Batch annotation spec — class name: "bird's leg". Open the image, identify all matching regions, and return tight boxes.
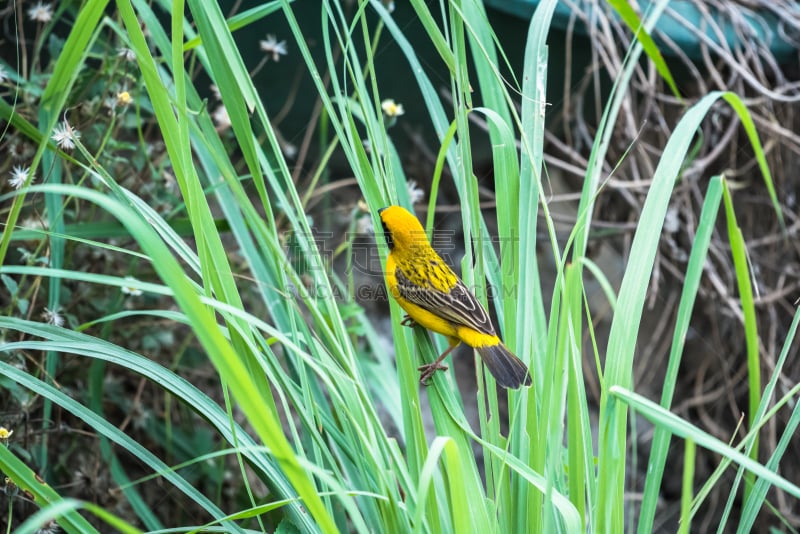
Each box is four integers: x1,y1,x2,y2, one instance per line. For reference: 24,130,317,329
418,343,459,385
400,314,417,327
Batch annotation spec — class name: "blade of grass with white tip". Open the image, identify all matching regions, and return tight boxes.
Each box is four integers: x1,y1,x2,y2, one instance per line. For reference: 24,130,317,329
0,265,175,296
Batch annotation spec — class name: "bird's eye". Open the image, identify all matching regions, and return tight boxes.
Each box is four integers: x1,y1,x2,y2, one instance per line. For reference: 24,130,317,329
381,220,394,250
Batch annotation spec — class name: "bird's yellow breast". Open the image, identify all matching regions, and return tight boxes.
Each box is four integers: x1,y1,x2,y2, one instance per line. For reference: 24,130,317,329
385,253,460,340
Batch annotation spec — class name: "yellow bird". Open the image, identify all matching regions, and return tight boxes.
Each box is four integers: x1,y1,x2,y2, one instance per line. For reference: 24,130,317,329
378,205,531,389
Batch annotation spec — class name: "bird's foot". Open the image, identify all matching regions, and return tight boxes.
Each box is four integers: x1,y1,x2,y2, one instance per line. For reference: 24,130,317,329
401,314,417,327
418,362,449,385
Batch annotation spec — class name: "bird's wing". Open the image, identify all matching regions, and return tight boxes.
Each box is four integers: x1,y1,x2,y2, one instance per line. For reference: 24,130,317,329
395,267,496,336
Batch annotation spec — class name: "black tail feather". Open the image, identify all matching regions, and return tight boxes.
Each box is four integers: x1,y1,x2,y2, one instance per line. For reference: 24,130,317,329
476,343,532,389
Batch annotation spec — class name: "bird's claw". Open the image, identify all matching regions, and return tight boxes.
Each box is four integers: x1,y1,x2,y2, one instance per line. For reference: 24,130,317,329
401,314,417,327
418,362,449,385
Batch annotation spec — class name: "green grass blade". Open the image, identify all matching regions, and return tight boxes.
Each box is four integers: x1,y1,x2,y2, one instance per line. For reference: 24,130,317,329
0,357,236,531
12,499,142,534
183,1,283,51
637,175,724,532
678,439,696,534
610,386,800,500
0,447,99,534
15,183,334,531
721,178,760,502
607,0,681,99
596,91,751,531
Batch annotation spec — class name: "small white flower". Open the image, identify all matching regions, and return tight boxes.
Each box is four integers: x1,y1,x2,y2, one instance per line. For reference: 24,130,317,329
212,105,231,131
0,427,13,441
0,64,8,84
117,47,136,62
259,35,288,62
407,180,424,205
51,121,80,151
28,2,53,23
121,277,143,297
41,307,64,327
9,166,33,190
381,99,404,118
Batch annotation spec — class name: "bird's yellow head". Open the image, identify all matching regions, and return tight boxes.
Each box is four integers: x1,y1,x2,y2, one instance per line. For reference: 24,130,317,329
378,205,429,254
